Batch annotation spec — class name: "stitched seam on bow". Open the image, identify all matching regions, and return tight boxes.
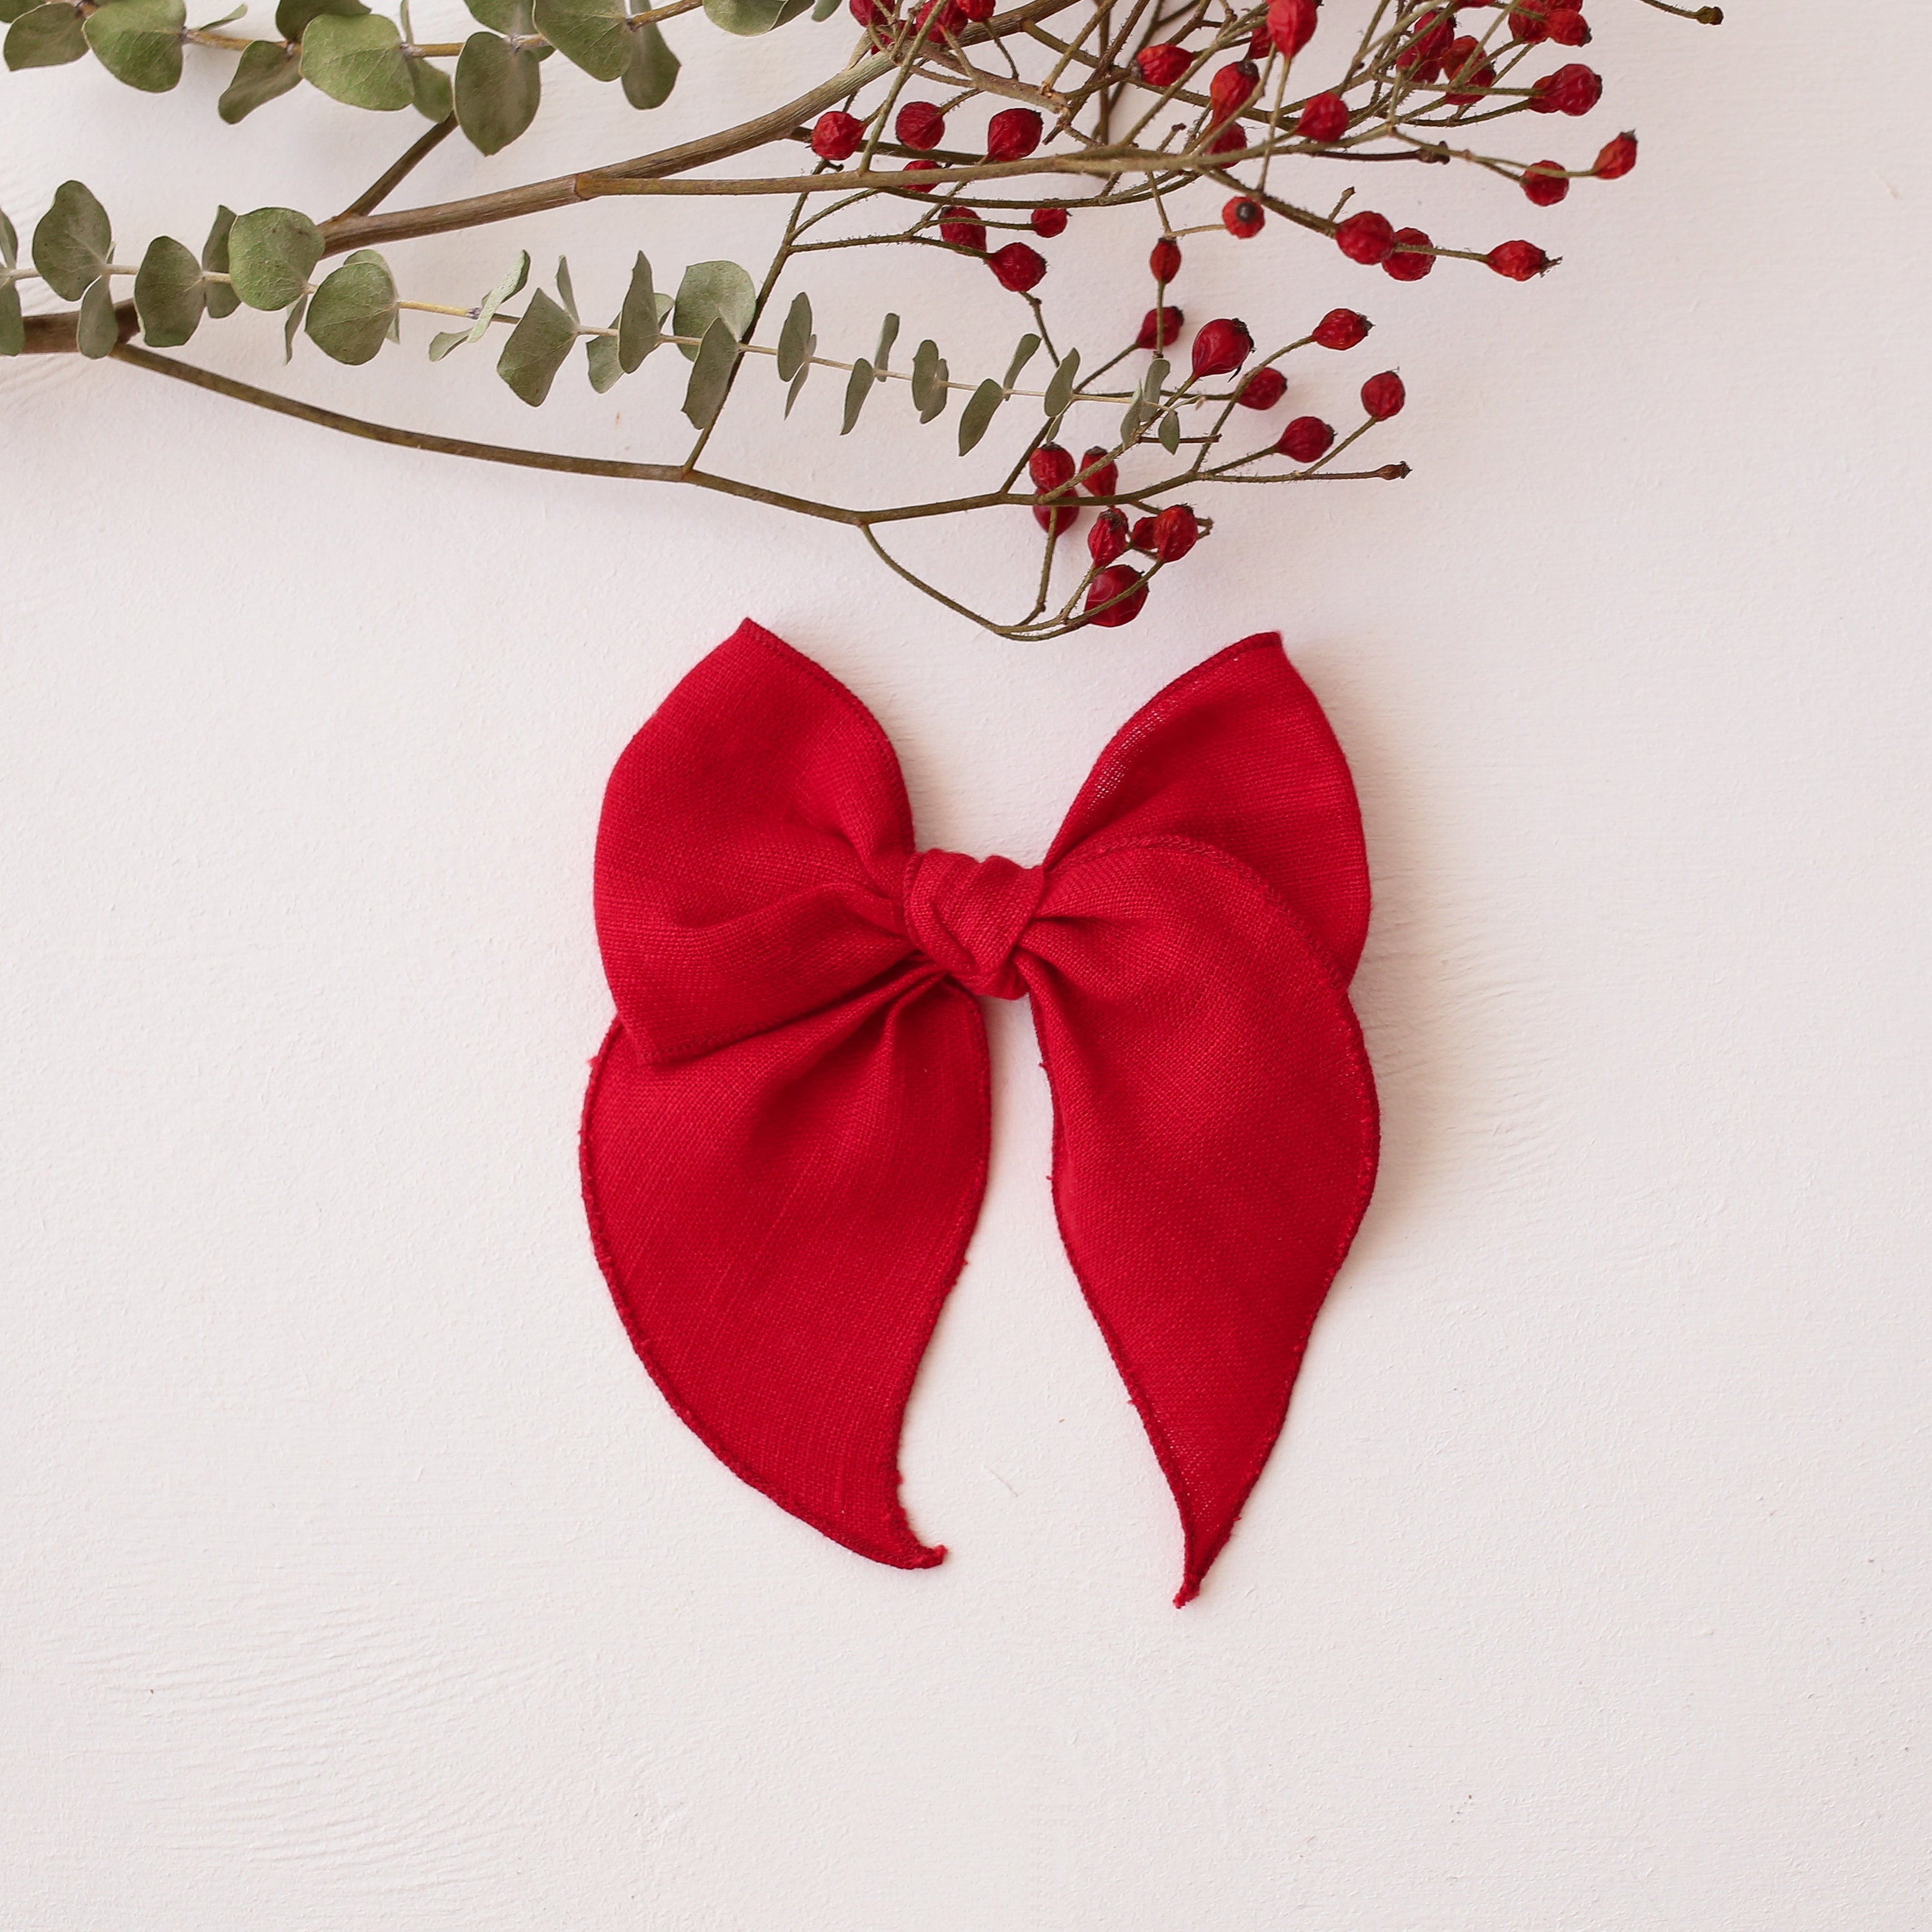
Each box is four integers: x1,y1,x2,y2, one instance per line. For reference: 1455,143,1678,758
1022,835,1380,1602
580,984,992,1571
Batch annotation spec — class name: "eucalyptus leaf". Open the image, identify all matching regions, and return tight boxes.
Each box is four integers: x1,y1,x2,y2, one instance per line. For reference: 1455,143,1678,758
218,36,301,119
193,3,245,28
428,330,466,359
0,209,15,270
784,334,814,416
703,0,808,34
0,280,23,357
134,233,206,345
871,311,898,377
553,254,577,324
5,4,89,68
918,356,948,422
202,205,239,317
454,29,541,153
586,328,621,392
405,48,451,117
841,357,872,433
617,251,659,371
958,377,1003,454
774,290,810,382
0,0,38,20
32,181,111,302
531,0,624,80
618,14,674,107
810,0,838,17
305,247,396,363
496,286,574,404
228,205,322,310
301,9,410,107
283,291,307,361
1002,331,1041,390
460,247,529,344
83,0,186,89
1157,408,1181,453
911,338,947,421
671,259,753,363
75,274,120,357
1042,345,1079,418
462,0,527,29
680,314,739,429
274,0,362,40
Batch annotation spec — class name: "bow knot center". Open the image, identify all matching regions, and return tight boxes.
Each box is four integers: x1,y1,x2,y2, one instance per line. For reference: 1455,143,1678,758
902,848,1047,999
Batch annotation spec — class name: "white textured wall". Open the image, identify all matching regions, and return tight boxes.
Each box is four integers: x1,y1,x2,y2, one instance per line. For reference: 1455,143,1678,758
5,4,1930,1925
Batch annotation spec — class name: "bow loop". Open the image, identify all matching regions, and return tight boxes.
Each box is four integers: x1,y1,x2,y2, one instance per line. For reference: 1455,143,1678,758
902,849,1047,1000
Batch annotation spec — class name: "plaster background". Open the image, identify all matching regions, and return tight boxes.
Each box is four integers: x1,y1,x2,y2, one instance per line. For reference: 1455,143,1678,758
5,5,1930,1925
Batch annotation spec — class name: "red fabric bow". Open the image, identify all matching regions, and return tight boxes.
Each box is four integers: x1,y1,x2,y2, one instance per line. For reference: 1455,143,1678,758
582,621,1378,1603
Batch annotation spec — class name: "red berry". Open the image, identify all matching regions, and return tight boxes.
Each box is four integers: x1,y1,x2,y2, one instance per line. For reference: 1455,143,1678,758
1521,161,1569,206
1078,448,1118,495
1088,508,1130,565
1223,197,1266,239
1486,239,1549,279
1361,369,1405,419
915,0,963,33
1312,307,1370,350
1136,305,1184,350
1442,38,1495,104
1236,366,1287,410
1208,59,1258,125
1149,235,1182,283
1531,62,1602,115
1546,7,1590,44
811,111,865,162
900,159,939,191
939,214,987,250
1266,0,1318,57
896,102,945,151
1030,205,1067,238
1085,565,1148,627
988,241,1047,292
1509,3,1549,43
1150,503,1200,560
1246,22,1272,58
1278,415,1334,462
1136,42,1190,88
1594,129,1637,178
986,106,1043,161
1382,226,1434,280
1190,316,1253,378
1029,444,1076,492
849,0,893,28
1034,503,1078,535
1335,210,1396,265
1297,91,1349,142
1208,123,1249,155
954,0,993,17
1130,515,1158,552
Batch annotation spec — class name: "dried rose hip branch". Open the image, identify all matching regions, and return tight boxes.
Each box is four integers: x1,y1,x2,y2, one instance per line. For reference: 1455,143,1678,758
0,0,1713,638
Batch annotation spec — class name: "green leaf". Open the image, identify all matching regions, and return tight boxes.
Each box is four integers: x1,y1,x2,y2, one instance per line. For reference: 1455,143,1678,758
680,314,739,429
617,251,659,371
302,9,411,107
219,37,301,119
810,0,838,17
774,290,810,381
0,280,23,357
75,274,119,357
1002,332,1041,389
671,259,753,363
193,5,245,28
428,327,468,359
0,0,38,20
871,311,898,377
958,377,1003,454
619,13,674,107
784,333,815,415
305,247,396,362
703,0,808,33
274,0,363,40
454,29,541,153
463,0,527,29
1043,345,1078,418
496,286,574,404
911,337,947,421
32,181,111,302
228,205,322,309
841,356,872,433
5,4,89,67
553,253,577,324
434,247,532,353
1157,408,1181,454
202,205,239,317
532,0,624,79
405,48,451,117
282,292,307,361
83,0,185,89
0,208,15,269
586,328,621,392
134,233,206,345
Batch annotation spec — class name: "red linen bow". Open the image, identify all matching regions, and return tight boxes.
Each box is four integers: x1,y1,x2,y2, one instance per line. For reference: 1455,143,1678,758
581,621,1378,1603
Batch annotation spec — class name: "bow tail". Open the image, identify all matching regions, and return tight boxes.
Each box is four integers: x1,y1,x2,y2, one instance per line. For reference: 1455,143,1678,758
581,970,990,1570
1023,846,1380,1604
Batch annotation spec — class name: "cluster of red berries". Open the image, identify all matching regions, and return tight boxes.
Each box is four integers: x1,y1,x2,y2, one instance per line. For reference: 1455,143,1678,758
1027,445,1202,628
